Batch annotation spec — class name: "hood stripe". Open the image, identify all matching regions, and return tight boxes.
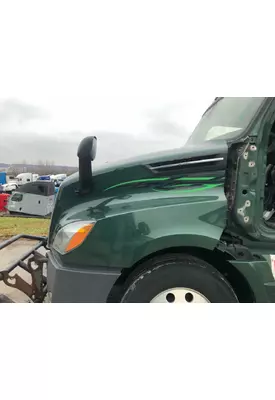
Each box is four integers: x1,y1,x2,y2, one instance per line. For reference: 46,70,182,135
105,177,169,191
153,183,223,194
104,176,217,191
149,157,224,170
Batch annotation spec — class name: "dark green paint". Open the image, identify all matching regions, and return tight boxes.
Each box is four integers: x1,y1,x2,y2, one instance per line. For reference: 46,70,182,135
176,177,215,181
104,177,170,191
104,175,216,191
53,185,227,271
153,183,223,193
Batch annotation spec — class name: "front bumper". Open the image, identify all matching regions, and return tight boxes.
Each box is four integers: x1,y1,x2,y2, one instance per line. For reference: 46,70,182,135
47,250,122,303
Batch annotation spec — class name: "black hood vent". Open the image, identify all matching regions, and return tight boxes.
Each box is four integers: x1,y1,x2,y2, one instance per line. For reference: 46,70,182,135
147,154,227,175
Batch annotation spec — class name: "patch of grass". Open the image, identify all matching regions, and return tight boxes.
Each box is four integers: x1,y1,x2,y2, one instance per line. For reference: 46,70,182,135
0,217,50,238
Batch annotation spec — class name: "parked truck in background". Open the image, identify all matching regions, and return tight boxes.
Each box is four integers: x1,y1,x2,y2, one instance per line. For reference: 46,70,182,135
16,173,39,186
2,97,275,303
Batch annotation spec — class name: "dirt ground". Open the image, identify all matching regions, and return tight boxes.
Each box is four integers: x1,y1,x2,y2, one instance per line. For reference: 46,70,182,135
0,239,47,302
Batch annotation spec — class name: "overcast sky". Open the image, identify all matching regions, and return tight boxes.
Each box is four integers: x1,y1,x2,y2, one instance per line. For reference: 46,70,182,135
0,1,213,166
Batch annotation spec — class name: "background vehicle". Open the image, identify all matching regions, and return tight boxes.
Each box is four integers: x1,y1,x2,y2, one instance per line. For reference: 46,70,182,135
3,97,275,303
51,174,67,187
7,181,55,217
0,171,7,185
0,193,10,212
37,175,51,182
16,173,39,186
2,181,18,193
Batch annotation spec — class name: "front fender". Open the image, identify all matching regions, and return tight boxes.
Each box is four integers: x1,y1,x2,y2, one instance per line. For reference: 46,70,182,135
130,232,224,267
62,187,227,269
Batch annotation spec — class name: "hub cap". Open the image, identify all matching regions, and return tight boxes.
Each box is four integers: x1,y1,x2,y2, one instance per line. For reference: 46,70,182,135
150,288,210,303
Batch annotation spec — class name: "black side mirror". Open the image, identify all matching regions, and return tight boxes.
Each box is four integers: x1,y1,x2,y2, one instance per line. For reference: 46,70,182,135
77,136,97,194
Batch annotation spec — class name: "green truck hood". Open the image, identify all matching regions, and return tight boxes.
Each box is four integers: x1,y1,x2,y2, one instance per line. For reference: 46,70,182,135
49,140,229,249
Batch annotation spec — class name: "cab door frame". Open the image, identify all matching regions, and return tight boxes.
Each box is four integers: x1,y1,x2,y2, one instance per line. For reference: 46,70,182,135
229,97,275,242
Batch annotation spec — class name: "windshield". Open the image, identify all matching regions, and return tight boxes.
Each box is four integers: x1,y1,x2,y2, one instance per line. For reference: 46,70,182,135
186,97,265,145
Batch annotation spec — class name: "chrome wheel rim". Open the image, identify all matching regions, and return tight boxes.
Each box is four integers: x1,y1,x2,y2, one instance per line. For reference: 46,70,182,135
150,287,210,303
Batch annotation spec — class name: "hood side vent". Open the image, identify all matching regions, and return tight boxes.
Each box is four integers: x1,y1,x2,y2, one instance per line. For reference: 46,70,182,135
147,154,226,175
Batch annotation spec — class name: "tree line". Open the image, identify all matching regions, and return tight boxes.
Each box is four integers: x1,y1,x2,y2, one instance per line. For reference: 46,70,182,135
5,160,78,177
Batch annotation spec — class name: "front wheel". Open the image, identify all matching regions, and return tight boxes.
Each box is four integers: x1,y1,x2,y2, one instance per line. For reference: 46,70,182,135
121,254,238,303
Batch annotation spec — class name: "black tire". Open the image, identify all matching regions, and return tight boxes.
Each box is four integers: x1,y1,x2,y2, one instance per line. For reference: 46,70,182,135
121,254,238,303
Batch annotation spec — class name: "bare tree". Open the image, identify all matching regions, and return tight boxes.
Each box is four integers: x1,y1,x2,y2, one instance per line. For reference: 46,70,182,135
7,165,20,178
33,160,59,175
5,160,78,178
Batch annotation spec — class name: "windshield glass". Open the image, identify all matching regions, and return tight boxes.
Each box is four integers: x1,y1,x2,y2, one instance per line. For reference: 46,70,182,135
186,97,265,145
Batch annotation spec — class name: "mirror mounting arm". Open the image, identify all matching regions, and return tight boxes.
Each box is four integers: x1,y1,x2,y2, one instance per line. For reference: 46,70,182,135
76,136,97,195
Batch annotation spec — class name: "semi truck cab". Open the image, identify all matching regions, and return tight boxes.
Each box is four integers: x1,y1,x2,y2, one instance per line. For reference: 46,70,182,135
2,97,275,303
